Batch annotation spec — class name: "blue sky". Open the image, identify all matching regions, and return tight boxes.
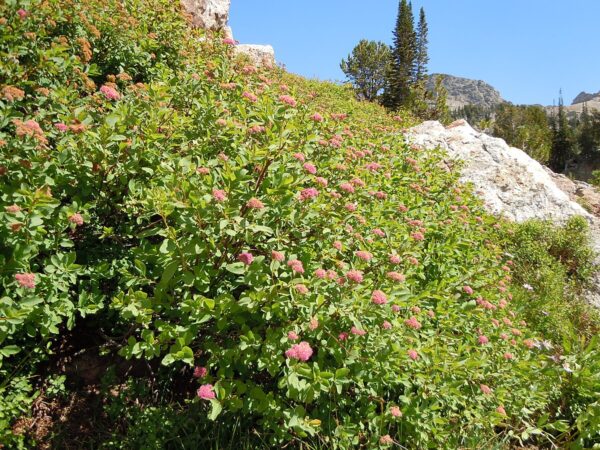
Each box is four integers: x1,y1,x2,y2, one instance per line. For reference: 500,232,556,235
229,1,600,106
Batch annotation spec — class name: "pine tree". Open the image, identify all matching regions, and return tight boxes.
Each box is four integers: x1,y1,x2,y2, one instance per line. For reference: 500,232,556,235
340,40,391,102
384,0,416,110
549,91,574,172
415,7,429,82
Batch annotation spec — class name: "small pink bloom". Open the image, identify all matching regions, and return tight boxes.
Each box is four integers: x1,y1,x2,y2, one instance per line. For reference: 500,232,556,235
17,9,28,19
246,197,265,209
288,331,299,340
411,306,421,314
303,163,317,174
391,305,401,312
294,284,309,295
315,177,328,187
407,349,419,360
345,203,357,212
503,352,514,360
314,268,327,279
197,384,216,400
390,406,402,417
496,405,507,415
463,285,474,295
382,321,392,330
196,167,210,175
374,191,387,199
299,187,319,201
355,251,372,261
285,341,313,361
212,189,227,202
389,255,401,264
238,252,254,265
309,317,319,330
398,204,408,213
333,241,342,251
523,339,535,349
404,316,422,330
248,124,265,134
311,113,323,122
411,232,425,241
5,204,21,213
427,310,435,318
54,123,68,132
338,332,348,341
99,85,120,100
387,271,405,282
68,213,84,226
339,182,355,193
371,290,387,305
287,259,305,274
193,366,208,378
222,38,237,45
279,95,297,107
478,335,489,345
346,269,363,283
15,273,35,289
372,228,385,237
480,384,492,395
292,153,305,162
380,435,393,445
216,118,227,127
350,326,366,336
271,250,285,261
242,91,258,102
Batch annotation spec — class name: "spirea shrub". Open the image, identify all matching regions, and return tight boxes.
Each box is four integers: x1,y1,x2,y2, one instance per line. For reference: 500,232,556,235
0,0,596,448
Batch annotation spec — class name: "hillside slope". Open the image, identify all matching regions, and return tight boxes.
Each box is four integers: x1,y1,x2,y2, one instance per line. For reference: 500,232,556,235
0,1,598,449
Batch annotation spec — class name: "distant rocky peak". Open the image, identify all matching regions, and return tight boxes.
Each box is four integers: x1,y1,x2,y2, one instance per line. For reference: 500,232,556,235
572,91,600,105
427,74,504,110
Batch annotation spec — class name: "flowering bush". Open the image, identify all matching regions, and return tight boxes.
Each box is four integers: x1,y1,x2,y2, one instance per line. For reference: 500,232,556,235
0,0,598,448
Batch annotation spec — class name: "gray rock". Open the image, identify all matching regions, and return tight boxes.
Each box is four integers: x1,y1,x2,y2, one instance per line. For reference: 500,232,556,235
407,120,600,307
181,0,231,30
572,91,600,105
427,74,504,110
234,44,275,68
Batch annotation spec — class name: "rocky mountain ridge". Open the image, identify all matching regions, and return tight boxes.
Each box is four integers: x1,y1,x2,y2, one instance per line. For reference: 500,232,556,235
572,91,600,105
426,74,505,110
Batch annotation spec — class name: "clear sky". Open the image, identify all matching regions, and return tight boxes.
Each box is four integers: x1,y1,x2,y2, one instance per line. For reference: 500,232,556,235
229,1,600,106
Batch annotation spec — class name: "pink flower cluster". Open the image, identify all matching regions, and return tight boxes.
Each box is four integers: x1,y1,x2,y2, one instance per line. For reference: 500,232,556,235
99,85,120,101
285,341,313,361
299,188,319,201
279,95,297,107
197,384,215,400
355,251,372,261
287,259,305,273
303,163,317,174
404,316,422,330
371,290,387,305
246,197,265,209
15,273,36,289
193,366,208,378
238,252,254,265
346,269,363,283
68,213,84,226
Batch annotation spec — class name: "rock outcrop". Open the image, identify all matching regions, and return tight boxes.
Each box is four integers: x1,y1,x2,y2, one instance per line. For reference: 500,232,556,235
234,44,275,68
181,0,230,30
572,91,600,105
426,74,504,110
407,120,590,222
181,0,275,66
407,120,600,307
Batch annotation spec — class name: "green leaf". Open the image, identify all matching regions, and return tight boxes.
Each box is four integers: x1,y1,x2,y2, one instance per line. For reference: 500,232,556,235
208,399,222,420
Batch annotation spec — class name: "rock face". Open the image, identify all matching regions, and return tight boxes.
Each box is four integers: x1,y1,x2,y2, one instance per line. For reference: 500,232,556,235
407,120,600,307
181,0,230,30
181,0,275,66
407,120,591,222
234,44,275,67
427,74,504,110
572,91,600,105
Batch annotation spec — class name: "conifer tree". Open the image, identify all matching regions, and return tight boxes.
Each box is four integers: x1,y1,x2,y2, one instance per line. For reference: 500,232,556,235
549,91,574,172
415,7,429,82
384,0,416,110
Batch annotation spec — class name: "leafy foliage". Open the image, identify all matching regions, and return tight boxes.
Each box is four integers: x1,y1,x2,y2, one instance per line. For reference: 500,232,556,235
340,40,391,102
0,0,598,449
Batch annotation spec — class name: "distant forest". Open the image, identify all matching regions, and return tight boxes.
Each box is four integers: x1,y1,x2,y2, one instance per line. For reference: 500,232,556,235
453,100,600,183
